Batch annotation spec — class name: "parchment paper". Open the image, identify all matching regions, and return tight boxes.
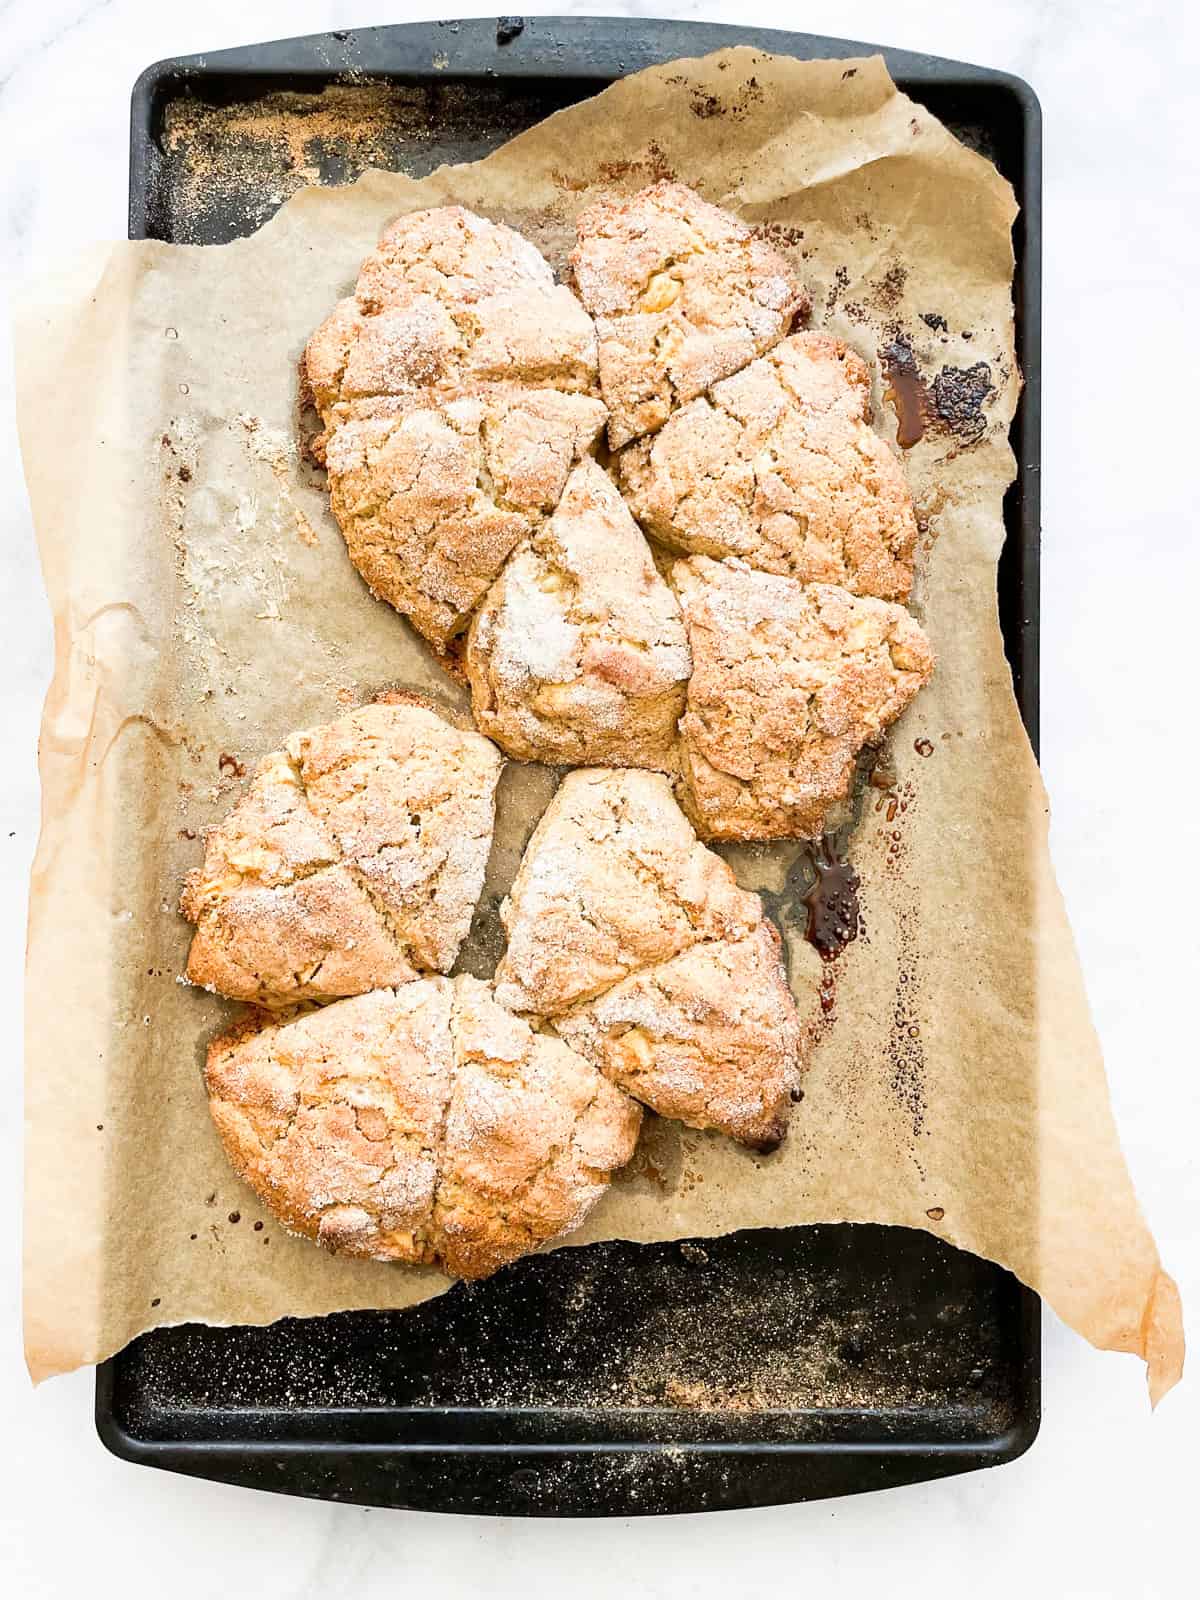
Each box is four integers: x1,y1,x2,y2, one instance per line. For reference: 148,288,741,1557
18,51,1183,1401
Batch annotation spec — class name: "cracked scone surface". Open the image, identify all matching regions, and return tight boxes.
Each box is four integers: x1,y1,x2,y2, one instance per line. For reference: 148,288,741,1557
619,332,918,602
182,699,502,1005
556,922,807,1150
327,388,606,650
306,206,607,649
673,557,934,840
570,181,807,449
204,975,641,1278
492,767,762,1019
306,206,599,436
466,459,691,768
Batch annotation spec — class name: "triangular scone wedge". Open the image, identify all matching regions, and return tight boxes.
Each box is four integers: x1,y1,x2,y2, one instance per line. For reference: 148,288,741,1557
305,206,608,651
204,976,641,1279
570,181,808,448
556,921,813,1151
288,700,502,974
466,459,691,768
619,332,918,602
672,557,934,841
325,386,606,651
306,205,600,441
435,977,642,1278
183,699,502,1006
492,767,762,1018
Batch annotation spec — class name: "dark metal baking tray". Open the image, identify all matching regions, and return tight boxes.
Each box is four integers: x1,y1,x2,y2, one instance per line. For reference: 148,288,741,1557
100,15,1042,1516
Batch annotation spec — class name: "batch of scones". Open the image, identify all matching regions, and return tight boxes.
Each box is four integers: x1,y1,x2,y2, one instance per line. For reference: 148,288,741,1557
185,182,935,1278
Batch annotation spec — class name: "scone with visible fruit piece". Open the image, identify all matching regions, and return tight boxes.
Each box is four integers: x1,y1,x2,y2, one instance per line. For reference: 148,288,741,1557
204,976,641,1278
556,921,807,1151
619,332,918,602
492,767,762,1018
672,556,934,840
466,459,691,769
182,698,502,1005
570,181,807,449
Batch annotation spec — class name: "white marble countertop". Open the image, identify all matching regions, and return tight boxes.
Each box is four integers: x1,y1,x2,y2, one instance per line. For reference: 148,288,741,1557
1,1,1196,1593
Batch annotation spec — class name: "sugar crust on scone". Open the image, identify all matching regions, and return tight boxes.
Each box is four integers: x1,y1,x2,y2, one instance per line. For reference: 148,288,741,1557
555,921,805,1150
492,767,762,1019
570,181,808,448
182,699,502,1005
466,458,691,769
306,206,599,435
306,206,606,649
619,332,918,602
205,976,641,1279
672,556,934,841
325,387,606,649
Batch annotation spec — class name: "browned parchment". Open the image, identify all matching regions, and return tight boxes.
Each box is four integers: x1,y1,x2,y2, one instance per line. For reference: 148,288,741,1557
17,51,1182,1401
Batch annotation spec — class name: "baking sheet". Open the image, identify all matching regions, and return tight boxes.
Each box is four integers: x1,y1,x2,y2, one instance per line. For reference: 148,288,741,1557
18,49,1182,1401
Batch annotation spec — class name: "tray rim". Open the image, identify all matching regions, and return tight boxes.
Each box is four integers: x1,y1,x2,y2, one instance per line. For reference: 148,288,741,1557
103,13,1043,1515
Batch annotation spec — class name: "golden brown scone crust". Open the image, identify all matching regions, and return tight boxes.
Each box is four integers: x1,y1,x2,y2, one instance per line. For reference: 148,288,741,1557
204,976,641,1278
306,206,606,649
570,181,807,448
306,206,599,432
325,386,606,650
555,921,806,1149
672,557,934,840
492,767,762,1018
619,332,918,602
466,459,691,769
182,700,503,1005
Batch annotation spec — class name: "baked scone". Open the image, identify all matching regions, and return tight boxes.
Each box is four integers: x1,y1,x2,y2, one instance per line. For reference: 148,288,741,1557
466,458,691,769
305,206,607,649
205,976,641,1278
306,205,599,439
325,387,606,650
182,699,502,1005
620,332,918,602
556,921,805,1150
492,767,762,1018
672,557,934,840
570,181,807,448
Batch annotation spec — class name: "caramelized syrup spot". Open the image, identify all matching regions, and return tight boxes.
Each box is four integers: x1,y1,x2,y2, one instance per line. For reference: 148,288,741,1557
880,335,928,448
801,835,862,962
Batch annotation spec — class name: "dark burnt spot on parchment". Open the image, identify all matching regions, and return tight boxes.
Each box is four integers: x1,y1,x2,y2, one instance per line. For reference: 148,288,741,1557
754,219,805,250
596,142,676,186
881,333,995,448
687,73,763,121
931,361,993,442
869,262,908,314
824,265,850,314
